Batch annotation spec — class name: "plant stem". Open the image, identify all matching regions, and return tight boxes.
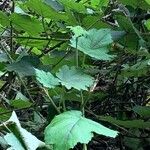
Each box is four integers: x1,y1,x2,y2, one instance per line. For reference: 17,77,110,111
43,88,61,114
76,37,79,68
80,91,85,115
61,87,66,111
80,91,88,150
83,144,87,150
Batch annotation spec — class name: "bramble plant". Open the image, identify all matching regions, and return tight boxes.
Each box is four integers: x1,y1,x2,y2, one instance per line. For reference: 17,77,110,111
0,0,150,150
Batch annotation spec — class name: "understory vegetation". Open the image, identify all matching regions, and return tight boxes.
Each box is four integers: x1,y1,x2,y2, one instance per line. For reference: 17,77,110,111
0,0,150,150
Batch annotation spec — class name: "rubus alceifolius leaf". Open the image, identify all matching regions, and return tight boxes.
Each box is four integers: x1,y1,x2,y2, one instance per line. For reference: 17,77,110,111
56,65,94,91
44,111,118,150
70,27,114,60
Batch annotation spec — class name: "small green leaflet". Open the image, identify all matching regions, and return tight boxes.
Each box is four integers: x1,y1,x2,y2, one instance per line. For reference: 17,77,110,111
56,65,94,90
35,69,60,89
0,111,45,150
70,28,114,60
44,111,118,150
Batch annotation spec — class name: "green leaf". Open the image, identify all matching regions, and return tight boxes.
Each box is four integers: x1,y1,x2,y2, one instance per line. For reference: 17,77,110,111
56,65,94,90
59,0,86,13
25,0,68,21
145,0,150,5
35,68,60,89
17,38,49,49
0,107,11,121
91,0,109,9
6,56,40,77
44,0,64,11
10,99,32,109
133,106,150,119
0,80,6,88
0,11,10,27
145,19,150,30
70,28,114,60
121,60,150,77
0,111,45,150
10,13,43,36
118,0,150,10
44,111,118,150
82,15,110,29
99,116,150,128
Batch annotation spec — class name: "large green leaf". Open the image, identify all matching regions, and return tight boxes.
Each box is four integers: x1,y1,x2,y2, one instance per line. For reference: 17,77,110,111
25,0,68,21
44,111,118,150
56,65,94,90
35,68,60,88
0,112,45,150
70,28,114,60
10,13,43,36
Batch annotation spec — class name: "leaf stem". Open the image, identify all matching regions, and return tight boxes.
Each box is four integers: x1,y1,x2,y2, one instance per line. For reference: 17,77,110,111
43,88,61,114
76,37,79,68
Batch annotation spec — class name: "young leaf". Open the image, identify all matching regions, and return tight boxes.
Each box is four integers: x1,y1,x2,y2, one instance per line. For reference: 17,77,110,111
44,111,118,150
35,69,60,89
56,65,94,90
70,28,114,60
